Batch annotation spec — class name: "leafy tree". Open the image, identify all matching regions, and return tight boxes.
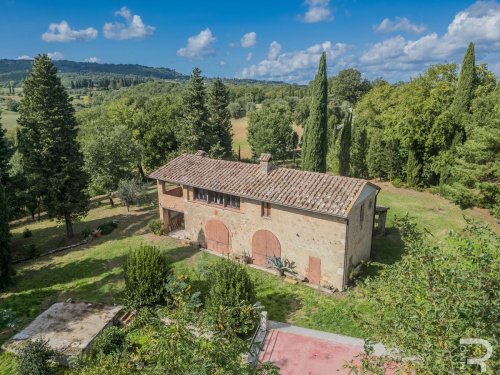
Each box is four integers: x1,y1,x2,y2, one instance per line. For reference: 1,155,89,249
361,216,499,373
338,110,352,176
208,78,232,158
116,178,147,211
328,68,372,106
451,42,476,121
123,245,170,308
0,184,13,289
302,52,328,172
406,148,421,187
247,102,294,161
80,122,136,206
17,55,89,238
179,67,210,152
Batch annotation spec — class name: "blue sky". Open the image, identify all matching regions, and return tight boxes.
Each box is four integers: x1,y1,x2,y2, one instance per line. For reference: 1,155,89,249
2,0,500,82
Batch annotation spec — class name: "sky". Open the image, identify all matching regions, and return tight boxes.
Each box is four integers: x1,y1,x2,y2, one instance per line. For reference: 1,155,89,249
1,0,500,83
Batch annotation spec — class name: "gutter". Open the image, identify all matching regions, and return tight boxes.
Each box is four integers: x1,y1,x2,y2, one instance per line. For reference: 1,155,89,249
342,217,349,290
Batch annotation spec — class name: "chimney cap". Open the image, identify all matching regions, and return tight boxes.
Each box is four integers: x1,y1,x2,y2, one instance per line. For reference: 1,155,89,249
259,153,272,162
195,150,208,157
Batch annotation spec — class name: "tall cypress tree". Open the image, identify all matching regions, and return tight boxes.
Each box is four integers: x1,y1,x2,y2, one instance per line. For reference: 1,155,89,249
350,123,368,178
180,67,210,152
208,78,232,158
302,53,328,172
452,42,476,118
338,111,352,176
0,183,12,289
17,55,89,238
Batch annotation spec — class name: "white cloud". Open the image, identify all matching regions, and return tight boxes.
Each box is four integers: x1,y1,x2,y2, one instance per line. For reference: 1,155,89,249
177,28,216,59
16,55,34,60
220,60,226,66
301,0,333,23
374,17,427,34
85,57,101,63
103,7,155,40
42,21,97,42
267,41,282,60
246,52,253,61
240,32,257,48
47,51,64,60
361,1,500,75
241,41,350,82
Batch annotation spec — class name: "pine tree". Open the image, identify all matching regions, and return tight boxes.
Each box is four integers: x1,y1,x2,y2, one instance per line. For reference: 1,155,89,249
338,111,352,176
17,55,89,238
302,53,328,172
0,116,13,186
0,183,12,289
452,43,476,118
208,78,232,158
350,123,368,178
180,67,210,152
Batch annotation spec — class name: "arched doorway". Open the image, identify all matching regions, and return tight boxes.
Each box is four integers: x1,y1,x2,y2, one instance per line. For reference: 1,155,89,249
205,219,230,254
252,230,281,267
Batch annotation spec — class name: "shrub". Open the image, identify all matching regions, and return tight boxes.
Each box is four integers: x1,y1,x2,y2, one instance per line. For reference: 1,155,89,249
205,259,257,337
16,338,55,375
124,245,170,308
148,219,164,236
0,309,18,329
91,326,127,357
22,227,32,238
97,221,118,235
164,274,202,310
117,179,148,211
81,225,93,238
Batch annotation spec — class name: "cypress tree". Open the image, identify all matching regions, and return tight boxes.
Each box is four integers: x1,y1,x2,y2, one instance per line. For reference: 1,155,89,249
180,67,210,152
0,183,13,289
350,123,368,178
302,53,328,172
17,55,89,238
406,148,421,187
338,111,352,176
208,78,232,158
452,42,476,118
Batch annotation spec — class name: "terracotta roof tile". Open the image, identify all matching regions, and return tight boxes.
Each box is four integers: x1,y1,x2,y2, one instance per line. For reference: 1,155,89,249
149,154,379,218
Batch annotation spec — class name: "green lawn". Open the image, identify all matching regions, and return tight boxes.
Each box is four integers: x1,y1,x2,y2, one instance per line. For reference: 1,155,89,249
1,180,498,374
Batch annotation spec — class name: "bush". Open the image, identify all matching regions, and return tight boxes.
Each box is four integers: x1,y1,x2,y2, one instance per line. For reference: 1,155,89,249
81,225,93,238
205,259,257,337
25,243,39,258
91,326,127,357
148,219,164,236
97,221,118,235
22,227,32,238
0,309,18,329
124,245,170,308
17,338,55,375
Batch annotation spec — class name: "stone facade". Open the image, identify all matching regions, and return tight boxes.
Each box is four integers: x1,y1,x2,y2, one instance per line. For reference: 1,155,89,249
156,180,377,291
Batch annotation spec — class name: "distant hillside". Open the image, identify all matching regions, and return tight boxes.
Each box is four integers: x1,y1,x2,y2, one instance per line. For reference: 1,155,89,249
0,59,187,85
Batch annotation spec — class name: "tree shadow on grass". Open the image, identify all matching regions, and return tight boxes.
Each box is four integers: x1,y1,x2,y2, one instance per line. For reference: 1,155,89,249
258,291,302,323
360,226,405,280
10,210,156,262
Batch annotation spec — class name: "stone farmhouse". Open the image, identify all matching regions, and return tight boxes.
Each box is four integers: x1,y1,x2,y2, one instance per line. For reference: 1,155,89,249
149,151,380,291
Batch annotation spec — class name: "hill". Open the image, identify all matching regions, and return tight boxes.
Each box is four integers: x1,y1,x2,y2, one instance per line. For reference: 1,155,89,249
0,59,187,85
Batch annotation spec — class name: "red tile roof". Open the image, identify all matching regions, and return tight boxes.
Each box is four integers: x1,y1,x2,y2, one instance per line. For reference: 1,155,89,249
149,153,379,218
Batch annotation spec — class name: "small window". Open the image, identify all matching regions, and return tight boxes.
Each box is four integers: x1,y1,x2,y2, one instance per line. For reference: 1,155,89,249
360,203,365,229
195,188,208,202
209,191,224,205
261,202,271,217
225,194,240,209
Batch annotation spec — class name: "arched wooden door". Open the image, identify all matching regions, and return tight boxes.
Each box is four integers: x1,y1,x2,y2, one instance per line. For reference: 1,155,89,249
205,219,230,254
252,230,281,266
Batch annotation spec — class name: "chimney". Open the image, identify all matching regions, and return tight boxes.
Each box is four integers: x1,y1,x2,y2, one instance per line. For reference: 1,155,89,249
259,153,273,174
195,150,208,157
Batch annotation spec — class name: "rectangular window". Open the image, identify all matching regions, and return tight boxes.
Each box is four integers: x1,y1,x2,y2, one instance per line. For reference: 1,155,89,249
261,202,271,217
194,188,208,202
209,191,224,205
225,194,240,209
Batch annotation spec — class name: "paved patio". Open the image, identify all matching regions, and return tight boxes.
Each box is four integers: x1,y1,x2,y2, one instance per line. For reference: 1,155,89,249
259,321,388,374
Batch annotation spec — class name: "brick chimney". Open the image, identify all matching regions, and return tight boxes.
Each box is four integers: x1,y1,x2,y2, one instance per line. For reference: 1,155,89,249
259,153,273,174
195,150,208,157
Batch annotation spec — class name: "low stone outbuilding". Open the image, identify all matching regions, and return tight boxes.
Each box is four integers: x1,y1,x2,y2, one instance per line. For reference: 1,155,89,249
150,152,380,291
